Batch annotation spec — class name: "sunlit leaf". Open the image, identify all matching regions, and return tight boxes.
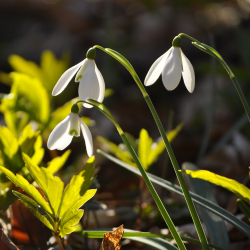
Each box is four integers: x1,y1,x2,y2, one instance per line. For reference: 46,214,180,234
97,136,135,166
182,163,230,249
0,166,52,216
0,126,18,158
46,150,71,175
58,156,96,219
181,169,250,205
138,129,152,171
40,50,70,93
148,123,182,166
98,150,250,238
10,73,50,124
13,191,54,231
59,189,96,237
22,153,64,217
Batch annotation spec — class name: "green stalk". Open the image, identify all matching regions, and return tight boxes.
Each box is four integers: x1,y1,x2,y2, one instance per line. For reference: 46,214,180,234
91,45,210,250
78,99,186,250
179,33,250,122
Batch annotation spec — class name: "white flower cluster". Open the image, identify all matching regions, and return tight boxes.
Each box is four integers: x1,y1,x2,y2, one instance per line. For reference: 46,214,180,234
47,37,195,156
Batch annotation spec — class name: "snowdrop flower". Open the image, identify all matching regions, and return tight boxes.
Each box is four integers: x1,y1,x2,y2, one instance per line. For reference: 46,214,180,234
144,36,195,93
47,104,93,157
52,48,105,108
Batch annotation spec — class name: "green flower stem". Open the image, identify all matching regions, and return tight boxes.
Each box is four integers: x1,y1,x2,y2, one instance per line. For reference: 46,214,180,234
92,46,210,250
78,99,186,250
179,33,250,122
120,133,186,250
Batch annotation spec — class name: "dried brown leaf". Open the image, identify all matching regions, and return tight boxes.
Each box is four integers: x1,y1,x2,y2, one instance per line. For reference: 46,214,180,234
100,225,124,250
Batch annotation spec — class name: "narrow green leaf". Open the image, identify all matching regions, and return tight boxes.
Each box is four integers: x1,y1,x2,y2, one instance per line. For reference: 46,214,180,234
59,189,96,237
182,163,230,250
76,229,224,250
181,169,250,205
22,153,64,217
97,150,250,238
46,150,71,175
13,191,54,231
58,156,96,219
138,129,152,170
0,166,52,216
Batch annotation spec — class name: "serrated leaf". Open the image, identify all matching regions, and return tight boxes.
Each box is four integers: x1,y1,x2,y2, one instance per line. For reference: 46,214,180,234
59,189,96,237
181,169,250,205
148,123,183,166
22,153,64,217
138,129,152,171
97,136,135,166
13,191,54,231
58,157,96,219
0,166,52,216
46,150,71,175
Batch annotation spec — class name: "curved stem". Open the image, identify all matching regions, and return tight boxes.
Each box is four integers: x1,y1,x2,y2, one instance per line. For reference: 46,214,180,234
93,46,210,250
120,129,187,250
180,33,250,123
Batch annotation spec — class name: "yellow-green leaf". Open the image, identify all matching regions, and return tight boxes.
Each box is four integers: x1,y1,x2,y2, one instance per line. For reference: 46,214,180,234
148,123,183,166
59,189,96,237
58,156,96,219
181,169,250,205
0,166,52,216
10,72,50,124
22,153,64,217
97,136,135,166
138,129,152,171
46,150,71,175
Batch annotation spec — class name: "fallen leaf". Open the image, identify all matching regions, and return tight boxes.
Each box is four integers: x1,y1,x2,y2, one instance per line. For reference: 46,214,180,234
0,229,19,250
100,225,124,250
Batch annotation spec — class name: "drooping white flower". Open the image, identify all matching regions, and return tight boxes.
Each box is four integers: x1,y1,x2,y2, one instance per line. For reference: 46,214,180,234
52,48,105,108
47,105,93,156
144,36,195,93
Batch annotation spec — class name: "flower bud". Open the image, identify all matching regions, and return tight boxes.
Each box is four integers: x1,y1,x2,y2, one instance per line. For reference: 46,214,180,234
172,36,182,48
71,104,79,114
86,48,96,60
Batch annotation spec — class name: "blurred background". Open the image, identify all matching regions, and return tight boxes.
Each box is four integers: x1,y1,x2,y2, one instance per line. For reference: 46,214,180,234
1,0,250,249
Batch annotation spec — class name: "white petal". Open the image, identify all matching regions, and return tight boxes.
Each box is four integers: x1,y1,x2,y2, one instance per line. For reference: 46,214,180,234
47,114,73,150
69,113,80,137
181,49,195,93
162,47,182,91
79,118,93,157
144,48,173,86
78,60,101,108
52,60,84,96
95,63,105,103
75,59,88,82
